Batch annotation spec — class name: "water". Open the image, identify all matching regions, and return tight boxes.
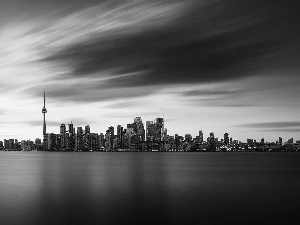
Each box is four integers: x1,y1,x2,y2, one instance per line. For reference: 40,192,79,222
0,152,299,225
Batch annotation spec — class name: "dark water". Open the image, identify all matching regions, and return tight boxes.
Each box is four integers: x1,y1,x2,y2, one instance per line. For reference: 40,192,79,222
0,152,299,225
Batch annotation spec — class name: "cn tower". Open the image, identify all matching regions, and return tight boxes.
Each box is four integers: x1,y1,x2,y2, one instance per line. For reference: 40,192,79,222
42,91,47,136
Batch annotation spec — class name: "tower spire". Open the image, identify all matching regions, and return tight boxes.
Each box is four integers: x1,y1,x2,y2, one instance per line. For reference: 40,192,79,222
42,90,47,136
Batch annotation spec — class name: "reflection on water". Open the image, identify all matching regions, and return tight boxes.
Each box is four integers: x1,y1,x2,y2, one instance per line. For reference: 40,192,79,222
0,152,300,225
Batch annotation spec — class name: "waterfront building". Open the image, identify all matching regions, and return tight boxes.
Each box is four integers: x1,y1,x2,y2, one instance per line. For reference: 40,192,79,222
76,127,84,151
98,133,105,150
60,123,66,149
67,122,75,151
199,130,203,143
224,133,229,146
185,134,192,142
134,116,145,142
117,125,123,149
105,126,115,151
85,125,90,134
35,138,42,145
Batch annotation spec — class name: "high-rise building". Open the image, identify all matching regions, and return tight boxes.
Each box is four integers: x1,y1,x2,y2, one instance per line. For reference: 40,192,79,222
117,125,123,149
60,123,66,149
105,126,115,151
85,125,90,134
67,122,75,151
68,122,74,134
224,133,229,146
76,127,84,151
134,116,145,142
35,138,42,145
209,132,214,141
278,137,283,144
185,134,192,142
98,133,105,150
155,117,164,141
199,130,203,143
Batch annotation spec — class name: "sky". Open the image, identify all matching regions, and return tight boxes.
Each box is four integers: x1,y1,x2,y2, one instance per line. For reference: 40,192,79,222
0,0,299,142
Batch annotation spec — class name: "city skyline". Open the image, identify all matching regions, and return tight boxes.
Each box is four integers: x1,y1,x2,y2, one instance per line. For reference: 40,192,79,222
1,0,300,142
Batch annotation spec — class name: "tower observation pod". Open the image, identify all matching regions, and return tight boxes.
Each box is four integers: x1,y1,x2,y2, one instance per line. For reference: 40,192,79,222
42,91,47,136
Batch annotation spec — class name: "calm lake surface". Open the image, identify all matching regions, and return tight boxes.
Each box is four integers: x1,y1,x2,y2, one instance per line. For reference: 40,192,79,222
0,152,299,225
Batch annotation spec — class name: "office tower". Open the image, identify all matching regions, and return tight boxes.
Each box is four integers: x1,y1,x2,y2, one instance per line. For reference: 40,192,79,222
134,116,145,142
42,91,47,136
76,127,84,151
117,125,123,149
90,133,98,151
60,123,66,149
47,133,58,151
199,130,203,143
117,125,123,138
98,133,105,149
208,132,216,151
146,121,153,138
66,122,75,151
224,133,229,145
185,134,192,142
209,132,214,141
68,122,74,134
155,117,164,141
35,138,42,145
105,126,115,151
4,139,9,149
278,137,282,144
261,138,264,144
85,125,90,134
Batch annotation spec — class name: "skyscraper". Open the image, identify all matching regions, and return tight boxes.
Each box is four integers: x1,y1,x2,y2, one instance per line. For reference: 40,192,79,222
85,125,90,134
60,123,66,149
199,130,203,143
278,137,283,144
42,91,47,136
224,133,229,146
134,116,145,142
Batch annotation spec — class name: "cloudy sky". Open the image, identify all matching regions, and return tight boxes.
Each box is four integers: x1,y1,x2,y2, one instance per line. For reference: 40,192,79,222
0,0,299,142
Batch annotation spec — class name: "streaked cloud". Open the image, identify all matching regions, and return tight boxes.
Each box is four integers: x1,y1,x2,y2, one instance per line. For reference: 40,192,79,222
0,0,299,141
235,121,300,129
37,0,277,91
260,128,300,133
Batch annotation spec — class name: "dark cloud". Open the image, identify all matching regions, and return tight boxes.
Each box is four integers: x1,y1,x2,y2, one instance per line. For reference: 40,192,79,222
107,100,144,109
235,121,300,129
41,0,296,89
181,87,255,107
182,89,245,97
188,98,255,108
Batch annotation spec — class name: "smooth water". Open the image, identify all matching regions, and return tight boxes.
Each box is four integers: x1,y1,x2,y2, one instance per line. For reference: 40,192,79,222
0,152,299,225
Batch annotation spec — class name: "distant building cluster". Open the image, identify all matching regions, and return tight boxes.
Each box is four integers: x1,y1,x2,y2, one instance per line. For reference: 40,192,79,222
1,92,299,152
1,116,300,152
